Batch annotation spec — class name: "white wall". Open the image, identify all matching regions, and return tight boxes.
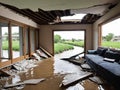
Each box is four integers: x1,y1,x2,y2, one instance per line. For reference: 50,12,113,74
0,5,38,27
93,2,120,49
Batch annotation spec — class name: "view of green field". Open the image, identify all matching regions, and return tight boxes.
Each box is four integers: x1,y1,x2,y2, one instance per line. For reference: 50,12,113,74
2,40,20,51
2,37,120,54
102,41,120,49
54,32,85,54
63,40,84,47
54,43,74,54
2,39,120,54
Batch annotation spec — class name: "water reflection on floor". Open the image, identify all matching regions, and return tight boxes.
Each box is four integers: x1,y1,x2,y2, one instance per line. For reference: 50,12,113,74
54,46,84,74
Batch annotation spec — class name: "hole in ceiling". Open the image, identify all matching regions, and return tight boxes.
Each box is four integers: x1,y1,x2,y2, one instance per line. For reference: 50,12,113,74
61,14,86,22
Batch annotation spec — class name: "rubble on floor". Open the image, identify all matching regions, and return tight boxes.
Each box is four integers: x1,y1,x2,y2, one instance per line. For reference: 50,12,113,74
0,70,11,77
0,59,38,77
0,59,43,89
0,48,51,89
12,59,38,72
0,48,51,77
61,72,93,86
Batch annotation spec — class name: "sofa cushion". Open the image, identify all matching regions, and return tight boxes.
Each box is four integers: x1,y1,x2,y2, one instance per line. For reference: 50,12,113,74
99,62,120,76
96,48,108,56
104,51,120,62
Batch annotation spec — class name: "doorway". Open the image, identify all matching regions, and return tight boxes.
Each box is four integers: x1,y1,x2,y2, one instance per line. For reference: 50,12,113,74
53,30,85,59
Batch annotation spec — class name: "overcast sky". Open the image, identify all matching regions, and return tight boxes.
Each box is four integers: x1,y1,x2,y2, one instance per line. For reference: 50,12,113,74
54,31,84,40
2,27,19,35
102,18,120,36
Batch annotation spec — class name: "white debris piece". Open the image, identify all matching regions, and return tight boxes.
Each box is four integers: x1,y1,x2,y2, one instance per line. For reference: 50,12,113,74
4,78,45,88
12,59,38,73
62,72,92,86
32,53,42,61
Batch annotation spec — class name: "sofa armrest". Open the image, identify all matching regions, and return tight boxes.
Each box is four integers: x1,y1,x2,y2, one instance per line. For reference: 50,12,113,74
87,50,97,54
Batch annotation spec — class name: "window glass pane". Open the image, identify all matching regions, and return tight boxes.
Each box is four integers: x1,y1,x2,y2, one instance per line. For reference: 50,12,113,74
11,25,23,58
0,22,9,62
101,18,120,49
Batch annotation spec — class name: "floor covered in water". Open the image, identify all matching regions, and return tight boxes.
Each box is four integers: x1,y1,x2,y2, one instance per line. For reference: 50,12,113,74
0,57,115,90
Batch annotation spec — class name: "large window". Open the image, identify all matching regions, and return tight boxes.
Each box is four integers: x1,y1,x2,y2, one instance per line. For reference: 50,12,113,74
0,22,10,62
11,24,23,58
101,18,120,49
0,17,39,68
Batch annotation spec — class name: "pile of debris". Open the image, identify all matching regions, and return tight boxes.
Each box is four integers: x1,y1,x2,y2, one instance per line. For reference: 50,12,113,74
0,48,51,89
0,48,51,76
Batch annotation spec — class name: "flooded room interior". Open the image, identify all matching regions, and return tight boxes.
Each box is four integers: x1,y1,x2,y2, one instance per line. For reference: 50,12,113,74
0,0,120,90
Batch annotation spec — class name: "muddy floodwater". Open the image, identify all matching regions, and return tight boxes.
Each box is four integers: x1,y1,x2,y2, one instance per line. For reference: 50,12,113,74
0,47,115,90
0,58,115,90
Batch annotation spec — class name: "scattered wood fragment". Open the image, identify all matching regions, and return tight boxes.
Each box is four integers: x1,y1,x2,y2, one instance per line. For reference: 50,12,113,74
0,69,11,77
4,78,45,88
60,53,86,66
23,78,45,85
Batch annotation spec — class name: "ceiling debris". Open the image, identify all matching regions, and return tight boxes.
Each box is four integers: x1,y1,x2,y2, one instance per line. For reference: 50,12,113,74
71,3,114,15
0,2,118,25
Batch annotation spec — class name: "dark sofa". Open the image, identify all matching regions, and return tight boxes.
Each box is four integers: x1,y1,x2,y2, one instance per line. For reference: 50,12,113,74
85,47,120,88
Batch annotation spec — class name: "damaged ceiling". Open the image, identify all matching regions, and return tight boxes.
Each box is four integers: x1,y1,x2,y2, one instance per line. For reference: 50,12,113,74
0,0,118,11
0,0,119,25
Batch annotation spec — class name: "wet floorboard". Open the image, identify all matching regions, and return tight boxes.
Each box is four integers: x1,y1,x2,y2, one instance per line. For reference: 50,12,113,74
0,58,115,90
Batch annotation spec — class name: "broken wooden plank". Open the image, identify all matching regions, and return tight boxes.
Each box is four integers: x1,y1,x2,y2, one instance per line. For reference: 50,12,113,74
0,69,11,77
4,82,24,89
61,72,93,86
4,78,45,88
23,78,45,85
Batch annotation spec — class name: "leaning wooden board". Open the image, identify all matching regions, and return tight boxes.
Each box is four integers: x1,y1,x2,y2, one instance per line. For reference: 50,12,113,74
61,72,93,86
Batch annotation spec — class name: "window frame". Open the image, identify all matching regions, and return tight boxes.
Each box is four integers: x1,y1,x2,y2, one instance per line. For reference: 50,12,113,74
0,16,39,68
98,15,120,47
